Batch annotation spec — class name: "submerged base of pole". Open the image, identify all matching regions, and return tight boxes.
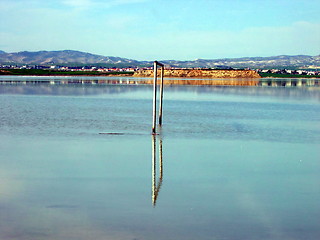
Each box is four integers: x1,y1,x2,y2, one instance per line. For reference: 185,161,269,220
151,127,159,135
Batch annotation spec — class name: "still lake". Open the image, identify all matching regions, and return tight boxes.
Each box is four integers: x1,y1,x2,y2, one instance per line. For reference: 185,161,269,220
0,76,320,240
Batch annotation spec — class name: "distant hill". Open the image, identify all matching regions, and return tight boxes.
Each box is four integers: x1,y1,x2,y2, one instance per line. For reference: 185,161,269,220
0,50,319,68
0,50,140,67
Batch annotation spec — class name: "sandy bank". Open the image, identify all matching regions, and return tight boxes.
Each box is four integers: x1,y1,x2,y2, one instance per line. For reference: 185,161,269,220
133,69,261,78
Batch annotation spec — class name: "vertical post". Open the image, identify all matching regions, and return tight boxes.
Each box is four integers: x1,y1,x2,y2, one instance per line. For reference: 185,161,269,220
158,65,164,126
152,61,158,134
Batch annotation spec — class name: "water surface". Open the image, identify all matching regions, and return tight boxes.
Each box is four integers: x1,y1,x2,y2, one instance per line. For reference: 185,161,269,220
0,80,319,240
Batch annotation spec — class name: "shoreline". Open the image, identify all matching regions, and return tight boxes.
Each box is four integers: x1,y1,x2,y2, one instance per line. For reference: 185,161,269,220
1,74,319,79
1,69,320,79
0,77,319,87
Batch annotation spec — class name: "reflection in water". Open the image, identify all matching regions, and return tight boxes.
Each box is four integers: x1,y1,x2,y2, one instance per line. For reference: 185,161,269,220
0,81,319,240
1,80,319,103
152,135,163,207
1,75,319,87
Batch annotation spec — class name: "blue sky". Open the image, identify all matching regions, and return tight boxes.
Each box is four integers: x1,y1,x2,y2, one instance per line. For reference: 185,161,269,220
0,0,319,60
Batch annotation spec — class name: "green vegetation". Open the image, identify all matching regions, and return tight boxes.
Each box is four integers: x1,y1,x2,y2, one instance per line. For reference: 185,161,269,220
0,68,134,76
259,72,320,78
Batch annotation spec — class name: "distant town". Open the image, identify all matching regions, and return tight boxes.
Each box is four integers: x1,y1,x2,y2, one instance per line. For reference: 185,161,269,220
0,64,319,77
0,64,138,72
257,68,319,76
1,50,319,77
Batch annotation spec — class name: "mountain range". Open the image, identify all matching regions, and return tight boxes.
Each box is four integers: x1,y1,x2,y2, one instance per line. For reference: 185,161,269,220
0,50,319,69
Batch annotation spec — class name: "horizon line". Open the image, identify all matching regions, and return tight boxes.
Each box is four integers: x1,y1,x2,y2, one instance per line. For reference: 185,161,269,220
1,49,319,62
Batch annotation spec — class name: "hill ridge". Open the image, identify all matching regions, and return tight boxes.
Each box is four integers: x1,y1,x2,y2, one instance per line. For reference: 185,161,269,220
0,50,319,68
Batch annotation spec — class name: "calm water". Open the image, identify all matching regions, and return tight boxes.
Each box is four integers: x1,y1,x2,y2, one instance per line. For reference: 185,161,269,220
0,78,319,240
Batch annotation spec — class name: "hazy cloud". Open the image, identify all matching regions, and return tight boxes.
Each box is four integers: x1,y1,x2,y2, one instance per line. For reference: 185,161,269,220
0,0,319,59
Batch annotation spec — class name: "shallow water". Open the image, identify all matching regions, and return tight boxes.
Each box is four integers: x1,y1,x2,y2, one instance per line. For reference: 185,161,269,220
0,81,319,240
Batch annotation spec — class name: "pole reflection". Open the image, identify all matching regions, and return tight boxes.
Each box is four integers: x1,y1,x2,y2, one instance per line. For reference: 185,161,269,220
152,135,163,207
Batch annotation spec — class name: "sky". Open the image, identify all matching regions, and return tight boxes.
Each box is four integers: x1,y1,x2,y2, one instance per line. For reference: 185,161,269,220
0,0,319,60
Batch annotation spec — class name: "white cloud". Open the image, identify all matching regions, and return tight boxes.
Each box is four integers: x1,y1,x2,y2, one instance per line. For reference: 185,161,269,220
1,0,319,60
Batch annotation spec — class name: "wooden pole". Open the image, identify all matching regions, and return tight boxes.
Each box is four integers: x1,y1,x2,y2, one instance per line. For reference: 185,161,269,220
152,61,158,134
158,65,164,126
